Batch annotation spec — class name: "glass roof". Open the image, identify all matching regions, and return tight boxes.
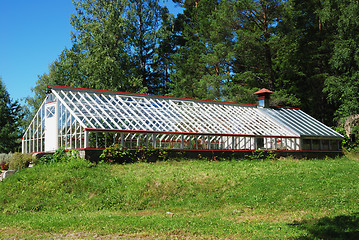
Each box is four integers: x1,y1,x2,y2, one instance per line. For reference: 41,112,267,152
261,107,343,138
49,86,342,138
50,86,298,137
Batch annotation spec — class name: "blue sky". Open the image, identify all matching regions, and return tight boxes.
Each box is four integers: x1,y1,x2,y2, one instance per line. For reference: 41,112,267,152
0,0,182,103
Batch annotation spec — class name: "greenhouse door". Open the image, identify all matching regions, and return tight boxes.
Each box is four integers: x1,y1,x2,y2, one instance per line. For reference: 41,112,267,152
44,102,58,151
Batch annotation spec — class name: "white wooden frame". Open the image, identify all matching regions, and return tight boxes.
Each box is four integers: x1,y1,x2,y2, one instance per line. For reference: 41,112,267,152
22,86,343,153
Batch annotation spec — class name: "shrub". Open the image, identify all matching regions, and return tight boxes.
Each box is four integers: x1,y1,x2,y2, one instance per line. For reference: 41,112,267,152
245,150,277,161
135,148,168,162
100,144,169,164
38,147,68,165
37,148,90,168
0,153,12,164
100,144,135,164
0,153,12,170
9,152,34,170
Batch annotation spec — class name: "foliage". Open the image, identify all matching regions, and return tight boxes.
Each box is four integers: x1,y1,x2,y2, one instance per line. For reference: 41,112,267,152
38,147,68,165
126,0,166,94
37,148,89,169
8,153,34,171
0,153,12,165
100,144,168,164
135,148,169,162
323,0,359,120
152,7,183,95
0,157,359,239
26,0,173,115
170,0,216,99
245,150,277,161
100,144,135,164
25,0,359,147
0,78,24,153
276,0,338,124
270,89,301,108
333,126,359,152
0,153,12,170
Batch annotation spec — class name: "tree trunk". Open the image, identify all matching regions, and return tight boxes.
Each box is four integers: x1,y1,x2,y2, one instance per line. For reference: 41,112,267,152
344,114,359,138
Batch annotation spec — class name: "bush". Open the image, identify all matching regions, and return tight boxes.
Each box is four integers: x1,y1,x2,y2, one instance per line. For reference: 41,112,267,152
9,152,34,170
0,153,12,164
245,150,277,161
0,153,12,170
37,148,90,169
100,144,169,164
100,144,135,164
38,147,68,165
135,148,168,162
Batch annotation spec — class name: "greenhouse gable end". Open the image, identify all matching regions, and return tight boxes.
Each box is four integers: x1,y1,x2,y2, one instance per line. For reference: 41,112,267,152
22,86,343,156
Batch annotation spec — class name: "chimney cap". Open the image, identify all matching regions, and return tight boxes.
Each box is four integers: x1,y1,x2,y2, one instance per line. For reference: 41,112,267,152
253,88,273,95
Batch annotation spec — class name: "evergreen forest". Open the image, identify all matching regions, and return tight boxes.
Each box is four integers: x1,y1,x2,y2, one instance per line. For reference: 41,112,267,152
3,0,359,152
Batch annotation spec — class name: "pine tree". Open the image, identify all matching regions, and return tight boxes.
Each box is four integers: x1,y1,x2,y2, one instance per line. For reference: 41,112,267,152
323,0,359,119
152,7,185,95
127,0,165,94
276,0,337,123
227,0,283,91
0,78,23,153
170,0,219,99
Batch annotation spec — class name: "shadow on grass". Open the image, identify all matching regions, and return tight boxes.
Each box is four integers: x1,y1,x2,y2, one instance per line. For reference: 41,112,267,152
290,213,359,239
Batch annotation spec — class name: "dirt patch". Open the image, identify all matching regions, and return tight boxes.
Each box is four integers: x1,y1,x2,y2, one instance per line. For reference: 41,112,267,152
0,227,212,239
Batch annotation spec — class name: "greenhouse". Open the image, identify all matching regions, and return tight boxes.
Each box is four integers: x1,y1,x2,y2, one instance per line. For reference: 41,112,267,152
22,85,343,154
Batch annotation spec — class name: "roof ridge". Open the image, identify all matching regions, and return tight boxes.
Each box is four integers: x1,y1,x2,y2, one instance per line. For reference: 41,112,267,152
48,85,258,107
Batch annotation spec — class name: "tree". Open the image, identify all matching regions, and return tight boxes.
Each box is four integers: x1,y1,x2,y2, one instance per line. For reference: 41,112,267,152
152,7,185,95
323,0,359,119
170,0,221,99
127,0,166,94
170,0,298,105
28,0,172,114
230,0,284,91
69,0,143,92
274,0,337,123
27,0,146,113
0,78,23,153
198,0,237,101
26,0,351,132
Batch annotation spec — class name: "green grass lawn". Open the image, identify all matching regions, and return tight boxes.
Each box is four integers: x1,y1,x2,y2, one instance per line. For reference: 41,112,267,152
1,156,359,239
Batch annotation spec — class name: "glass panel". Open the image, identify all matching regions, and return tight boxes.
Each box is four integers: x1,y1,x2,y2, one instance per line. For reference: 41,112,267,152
312,139,320,150
303,139,311,150
322,140,330,150
330,140,341,151
256,137,264,149
46,106,55,118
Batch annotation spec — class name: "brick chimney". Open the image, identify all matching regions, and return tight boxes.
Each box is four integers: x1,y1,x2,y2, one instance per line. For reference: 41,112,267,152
254,88,273,108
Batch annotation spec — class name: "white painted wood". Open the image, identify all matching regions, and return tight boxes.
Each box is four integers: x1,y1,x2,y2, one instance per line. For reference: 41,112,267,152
44,102,58,152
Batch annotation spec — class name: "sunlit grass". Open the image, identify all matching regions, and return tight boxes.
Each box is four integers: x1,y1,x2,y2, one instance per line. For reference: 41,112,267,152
1,156,359,239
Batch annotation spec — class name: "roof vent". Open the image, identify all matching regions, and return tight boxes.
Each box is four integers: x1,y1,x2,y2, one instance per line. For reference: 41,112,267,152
254,88,273,108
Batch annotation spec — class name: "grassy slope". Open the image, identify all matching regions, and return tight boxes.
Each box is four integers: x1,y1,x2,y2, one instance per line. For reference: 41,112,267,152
1,157,359,239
